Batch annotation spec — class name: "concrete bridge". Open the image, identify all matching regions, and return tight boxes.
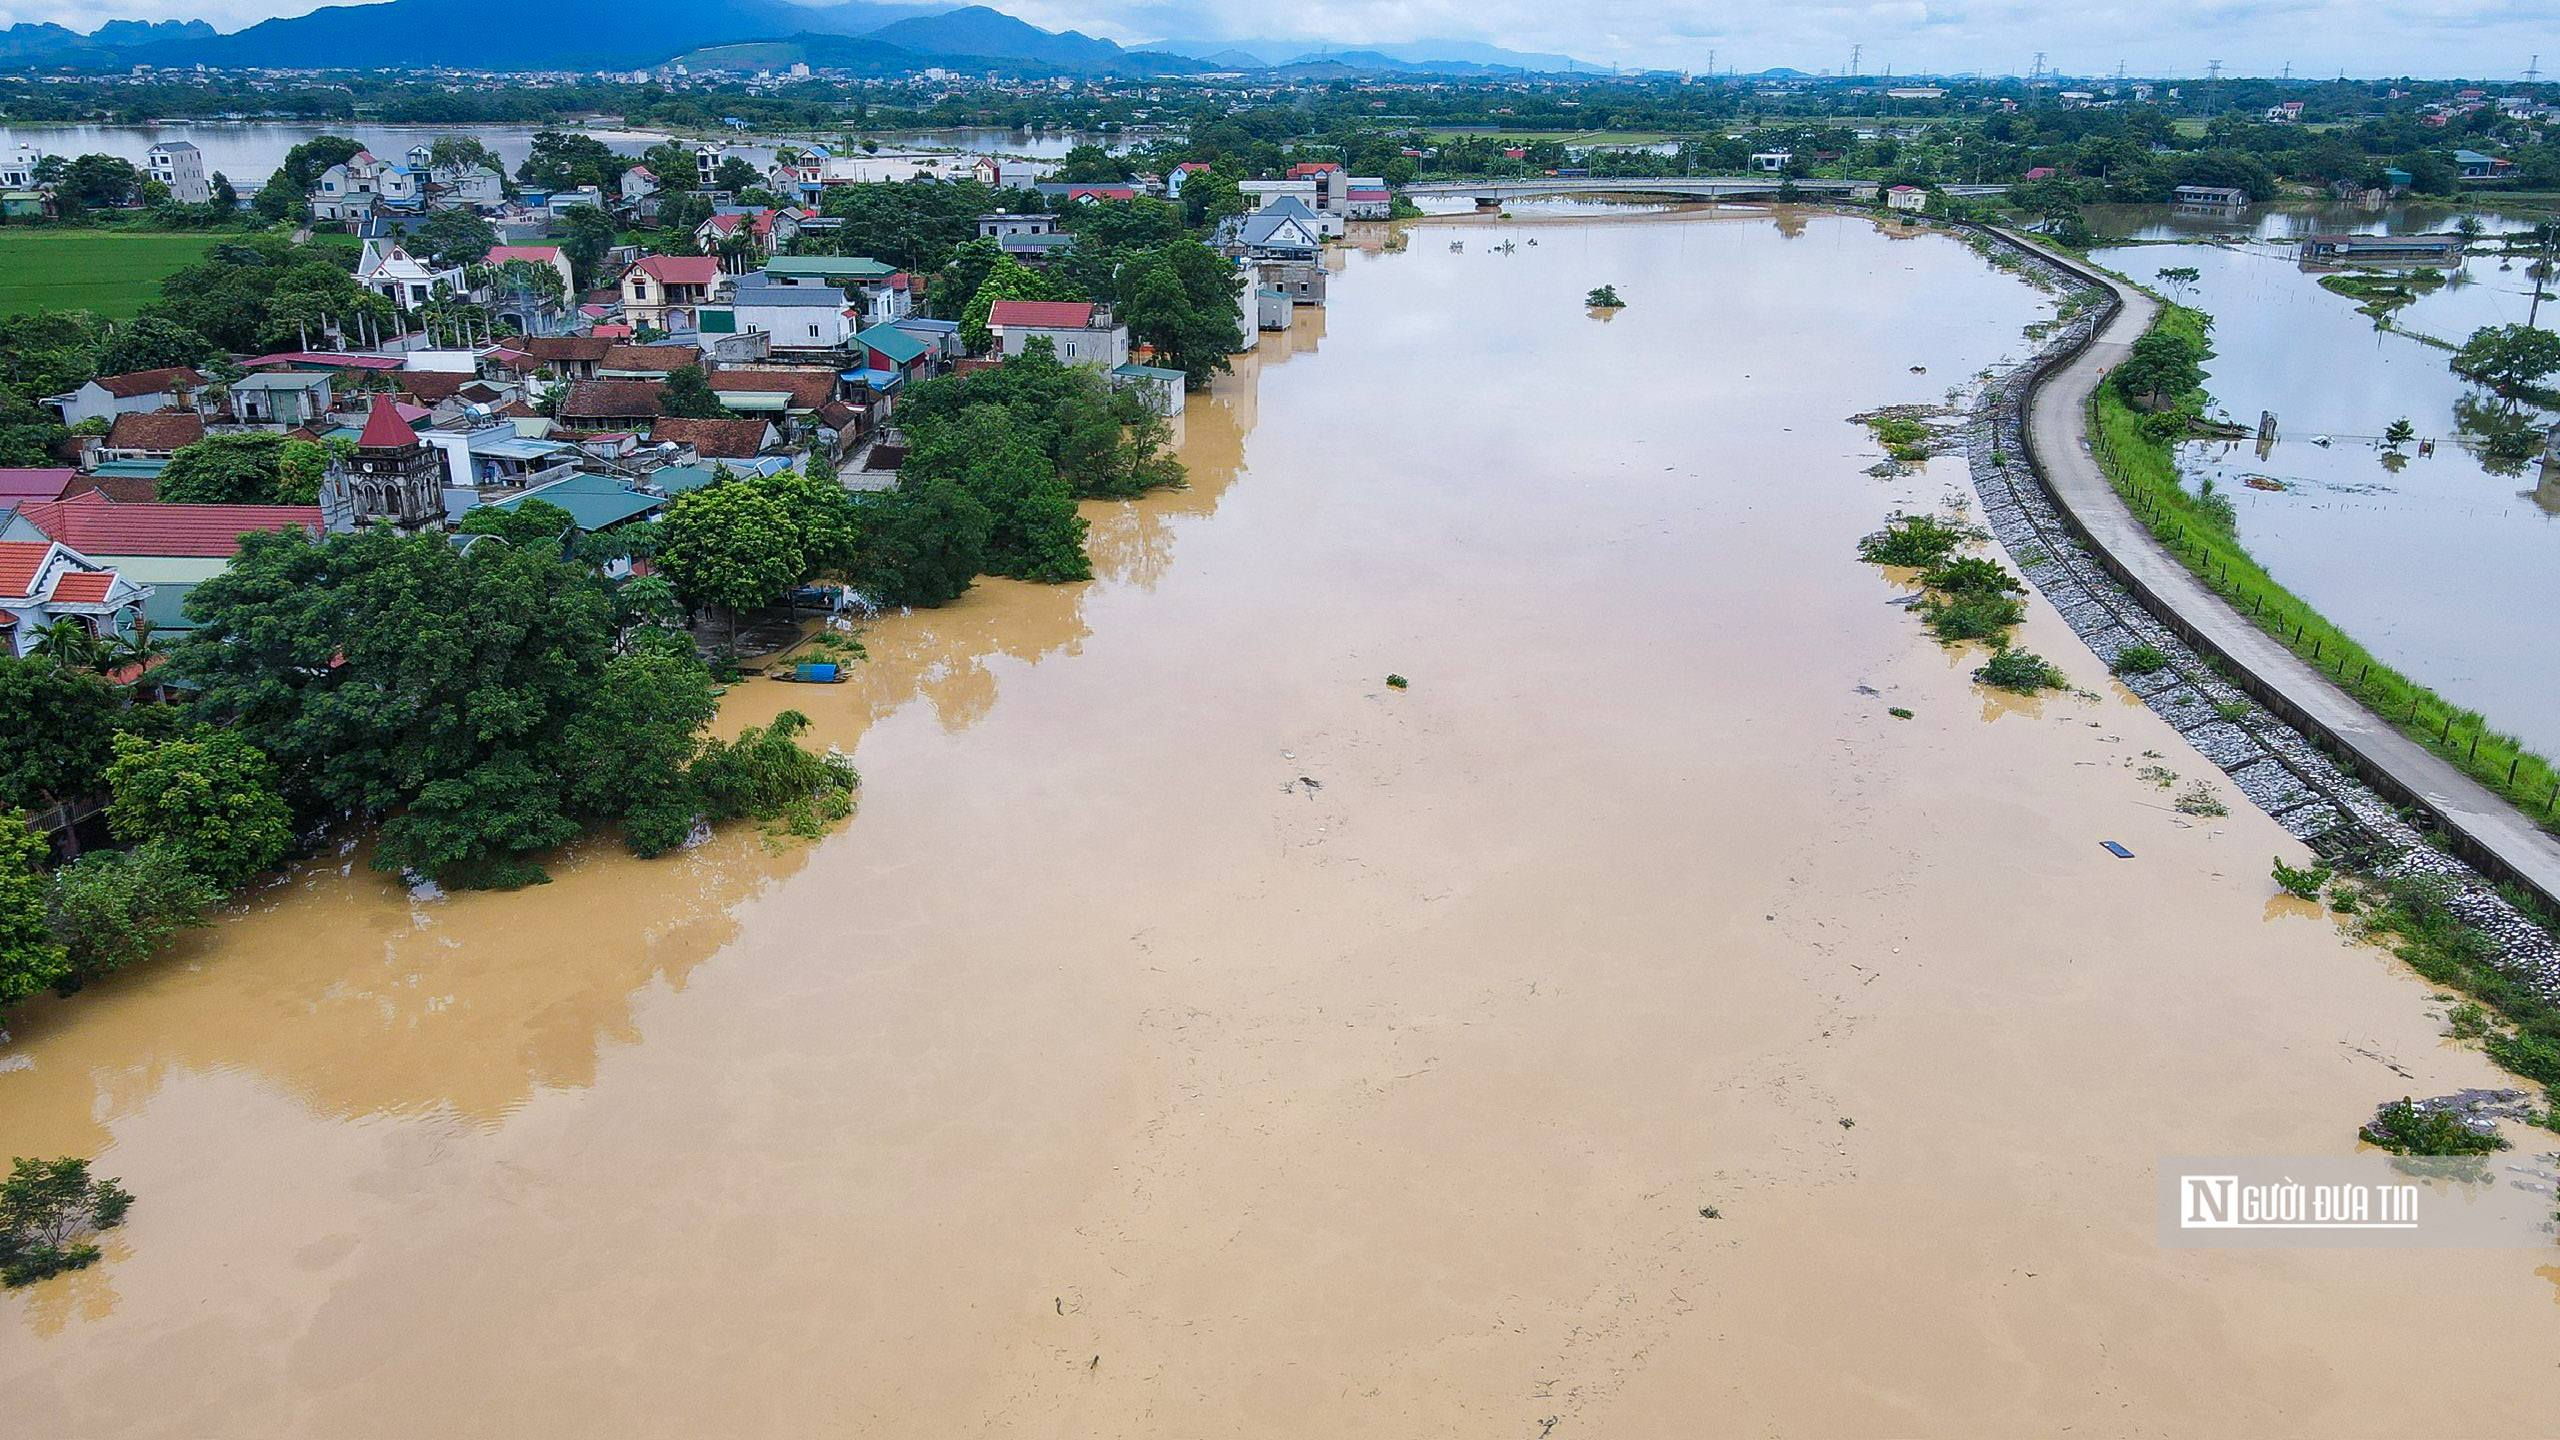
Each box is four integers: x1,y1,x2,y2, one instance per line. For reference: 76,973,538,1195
1401,176,2010,204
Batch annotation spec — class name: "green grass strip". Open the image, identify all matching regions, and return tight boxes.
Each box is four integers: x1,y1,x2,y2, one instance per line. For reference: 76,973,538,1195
2085,302,2560,837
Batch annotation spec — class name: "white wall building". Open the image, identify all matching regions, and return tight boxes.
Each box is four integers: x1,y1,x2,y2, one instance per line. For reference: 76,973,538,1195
145,140,210,204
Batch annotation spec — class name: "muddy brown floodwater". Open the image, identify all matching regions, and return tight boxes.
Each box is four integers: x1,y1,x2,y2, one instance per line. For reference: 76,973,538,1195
7,213,2560,1437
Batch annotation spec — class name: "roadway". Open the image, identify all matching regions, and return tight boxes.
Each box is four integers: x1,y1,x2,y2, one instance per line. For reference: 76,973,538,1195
2007,235,2560,912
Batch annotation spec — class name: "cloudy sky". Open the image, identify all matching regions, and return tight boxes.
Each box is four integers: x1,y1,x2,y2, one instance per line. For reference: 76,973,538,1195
3,0,2547,79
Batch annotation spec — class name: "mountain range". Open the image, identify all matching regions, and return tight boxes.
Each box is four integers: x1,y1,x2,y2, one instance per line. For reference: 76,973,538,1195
0,2,1596,76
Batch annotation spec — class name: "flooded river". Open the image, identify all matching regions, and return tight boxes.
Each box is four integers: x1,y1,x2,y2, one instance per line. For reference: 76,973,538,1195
6,213,2559,1436
2090,240,2560,755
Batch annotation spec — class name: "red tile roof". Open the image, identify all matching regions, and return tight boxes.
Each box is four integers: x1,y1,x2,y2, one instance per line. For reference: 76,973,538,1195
357,395,421,449
0,467,79,503
486,244,562,265
0,540,48,599
649,417,771,459
1286,162,1344,177
520,335,616,364
987,300,1097,330
600,344,701,374
47,570,115,604
240,351,407,372
73,475,159,504
706,368,836,411
93,366,206,399
16,493,321,558
634,255,724,286
105,409,206,452
396,371,474,404
559,380,667,421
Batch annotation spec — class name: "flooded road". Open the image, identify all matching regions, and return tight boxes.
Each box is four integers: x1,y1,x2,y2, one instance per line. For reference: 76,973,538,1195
2090,240,2560,754
7,214,2559,1437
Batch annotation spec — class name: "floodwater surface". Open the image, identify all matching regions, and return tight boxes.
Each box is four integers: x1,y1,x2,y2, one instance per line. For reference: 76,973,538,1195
6,214,2559,1437
2091,240,2560,753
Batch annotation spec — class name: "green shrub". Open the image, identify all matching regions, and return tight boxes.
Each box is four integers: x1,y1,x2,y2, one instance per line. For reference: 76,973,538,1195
2359,1098,2508,1156
1919,555,2021,598
2271,856,2332,900
1975,648,2069,693
1923,591,2026,642
0,1156,133,1287
1857,514,1975,567
2111,643,2172,675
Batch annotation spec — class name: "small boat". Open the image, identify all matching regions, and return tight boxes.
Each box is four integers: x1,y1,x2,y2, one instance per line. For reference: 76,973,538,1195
1449,240,1464,251
770,661,848,684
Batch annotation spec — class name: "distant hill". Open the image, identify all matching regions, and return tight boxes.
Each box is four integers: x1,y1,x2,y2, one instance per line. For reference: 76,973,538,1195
1147,35,1593,73
0,19,211,62
864,5,1150,72
668,32,927,73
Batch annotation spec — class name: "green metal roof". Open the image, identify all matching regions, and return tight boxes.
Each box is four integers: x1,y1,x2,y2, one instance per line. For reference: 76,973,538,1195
764,256,895,281
853,323,927,365
1112,363,1186,383
488,472,663,532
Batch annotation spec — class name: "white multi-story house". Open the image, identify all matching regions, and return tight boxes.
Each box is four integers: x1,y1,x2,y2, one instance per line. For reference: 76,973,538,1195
987,300,1128,369
311,149,385,222
356,240,468,310
0,143,41,189
145,140,210,204
723,275,857,353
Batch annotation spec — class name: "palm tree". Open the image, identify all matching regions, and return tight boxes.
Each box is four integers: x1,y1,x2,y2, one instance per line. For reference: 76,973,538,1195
104,617,164,677
29,617,107,672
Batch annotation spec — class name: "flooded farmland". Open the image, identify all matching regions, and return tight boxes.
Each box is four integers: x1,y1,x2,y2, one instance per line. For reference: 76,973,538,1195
2090,238,2560,754
6,213,2560,1437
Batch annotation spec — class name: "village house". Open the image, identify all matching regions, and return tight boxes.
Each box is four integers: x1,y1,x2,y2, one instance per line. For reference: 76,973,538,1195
418,416,582,496
0,536,151,658
619,164,661,214
227,370,335,427
2171,184,2250,212
696,273,845,355
1108,363,1186,416
98,410,206,465
707,367,840,427
5,491,320,632
1885,184,1930,213
695,206,804,264
309,148,384,224
46,367,207,429
848,323,936,391
484,243,578,298
1342,177,1391,220
987,300,1129,369
622,255,726,332
2452,149,2515,180
598,344,707,379
145,141,210,205
357,239,468,309
648,416,779,461
0,468,81,507
557,379,669,429
513,335,616,383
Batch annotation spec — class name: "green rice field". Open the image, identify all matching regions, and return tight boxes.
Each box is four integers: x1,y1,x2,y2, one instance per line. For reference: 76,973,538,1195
0,230,225,318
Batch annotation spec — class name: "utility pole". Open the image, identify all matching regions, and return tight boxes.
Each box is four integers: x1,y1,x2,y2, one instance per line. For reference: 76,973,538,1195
2281,60,2291,81
2030,51,2047,84
1850,44,1861,78
2529,55,2544,83
2207,59,2223,115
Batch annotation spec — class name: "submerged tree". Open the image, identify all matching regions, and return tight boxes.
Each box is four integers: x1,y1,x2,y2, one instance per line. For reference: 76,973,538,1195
0,1156,134,1287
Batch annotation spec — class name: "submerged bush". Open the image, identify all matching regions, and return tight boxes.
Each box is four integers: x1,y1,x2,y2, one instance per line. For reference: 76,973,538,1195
1858,513,1975,567
1974,648,2069,693
1919,555,2021,598
2359,1098,2508,1156
1,1156,133,1287
1923,591,2026,642
2272,856,2333,901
